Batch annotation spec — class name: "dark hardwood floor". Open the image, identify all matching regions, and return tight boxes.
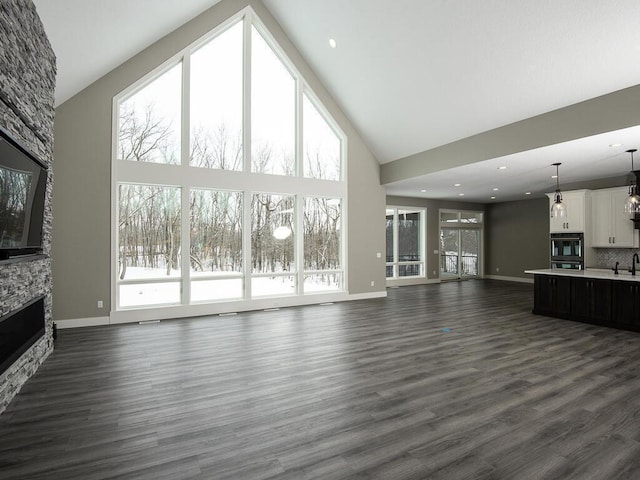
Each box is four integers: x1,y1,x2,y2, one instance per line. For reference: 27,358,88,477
3,279,640,479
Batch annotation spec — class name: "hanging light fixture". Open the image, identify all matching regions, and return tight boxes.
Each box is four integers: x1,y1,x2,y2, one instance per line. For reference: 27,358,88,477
273,226,292,240
550,162,567,219
623,149,640,214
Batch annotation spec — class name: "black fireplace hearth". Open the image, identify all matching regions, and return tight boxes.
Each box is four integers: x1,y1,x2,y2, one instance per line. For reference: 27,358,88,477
0,296,45,376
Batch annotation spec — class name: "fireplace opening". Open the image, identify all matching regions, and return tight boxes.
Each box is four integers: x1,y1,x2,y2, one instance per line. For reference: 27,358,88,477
0,296,45,376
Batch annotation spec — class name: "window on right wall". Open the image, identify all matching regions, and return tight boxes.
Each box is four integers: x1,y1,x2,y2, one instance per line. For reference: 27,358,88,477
386,207,426,279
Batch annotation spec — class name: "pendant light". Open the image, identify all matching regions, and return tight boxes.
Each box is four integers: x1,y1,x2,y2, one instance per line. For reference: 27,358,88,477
623,149,640,214
550,162,567,219
273,226,292,240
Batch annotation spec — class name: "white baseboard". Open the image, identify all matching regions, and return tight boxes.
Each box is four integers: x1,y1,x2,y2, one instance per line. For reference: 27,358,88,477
55,291,388,328
386,277,441,287
484,274,534,284
348,291,388,300
55,316,110,329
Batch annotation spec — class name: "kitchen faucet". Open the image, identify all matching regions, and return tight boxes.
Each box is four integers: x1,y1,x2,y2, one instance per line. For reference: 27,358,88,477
613,261,619,274
631,253,640,276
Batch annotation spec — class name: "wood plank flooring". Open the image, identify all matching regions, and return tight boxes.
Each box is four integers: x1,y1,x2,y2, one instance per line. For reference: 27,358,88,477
3,280,640,479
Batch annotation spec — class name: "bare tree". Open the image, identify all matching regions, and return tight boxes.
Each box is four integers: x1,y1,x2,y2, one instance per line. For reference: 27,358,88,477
118,104,176,164
118,102,181,279
117,100,342,291
190,190,242,273
190,123,242,170
0,169,31,246
251,194,295,273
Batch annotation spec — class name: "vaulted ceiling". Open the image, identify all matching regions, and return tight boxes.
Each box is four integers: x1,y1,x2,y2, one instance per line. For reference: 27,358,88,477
32,0,640,202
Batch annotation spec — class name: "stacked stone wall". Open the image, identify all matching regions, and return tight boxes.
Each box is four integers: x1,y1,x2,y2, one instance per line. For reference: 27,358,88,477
0,0,56,414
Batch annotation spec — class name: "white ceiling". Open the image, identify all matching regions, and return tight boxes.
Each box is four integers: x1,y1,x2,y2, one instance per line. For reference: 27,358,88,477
385,126,640,202
31,0,222,106
32,0,640,202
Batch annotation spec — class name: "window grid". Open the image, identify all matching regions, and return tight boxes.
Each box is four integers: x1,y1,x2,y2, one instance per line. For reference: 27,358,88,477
113,8,346,310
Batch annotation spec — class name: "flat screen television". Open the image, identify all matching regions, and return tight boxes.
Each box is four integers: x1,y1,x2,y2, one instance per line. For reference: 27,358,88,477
0,127,47,260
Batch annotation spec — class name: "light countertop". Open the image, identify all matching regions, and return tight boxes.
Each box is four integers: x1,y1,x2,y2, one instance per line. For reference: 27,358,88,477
524,268,640,282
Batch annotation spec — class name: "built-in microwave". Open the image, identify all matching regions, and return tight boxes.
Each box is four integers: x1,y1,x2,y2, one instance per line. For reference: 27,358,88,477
550,232,583,270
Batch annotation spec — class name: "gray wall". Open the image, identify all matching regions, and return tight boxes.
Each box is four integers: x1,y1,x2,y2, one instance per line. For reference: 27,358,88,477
386,195,486,281
383,195,549,282
485,198,550,279
0,0,56,413
387,179,633,283
482,177,631,280
52,0,385,322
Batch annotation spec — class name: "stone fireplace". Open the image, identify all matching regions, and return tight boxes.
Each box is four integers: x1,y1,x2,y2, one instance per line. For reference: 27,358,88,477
0,0,56,414
0,296,46,375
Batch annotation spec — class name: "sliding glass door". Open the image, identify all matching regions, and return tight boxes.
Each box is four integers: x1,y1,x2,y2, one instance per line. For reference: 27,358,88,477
440,228,460,279
439,210,482,280
460,229,480,277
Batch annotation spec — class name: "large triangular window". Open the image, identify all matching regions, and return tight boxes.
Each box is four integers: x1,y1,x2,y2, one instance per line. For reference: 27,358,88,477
113,8,346,315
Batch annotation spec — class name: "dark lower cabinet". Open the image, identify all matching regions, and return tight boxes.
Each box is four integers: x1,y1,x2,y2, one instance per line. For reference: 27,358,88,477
533,274,640,332
571,277,611,324
611,281,640,328
533,275,571,318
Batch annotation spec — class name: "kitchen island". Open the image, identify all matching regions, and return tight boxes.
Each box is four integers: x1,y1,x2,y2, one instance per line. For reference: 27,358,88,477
525,268,640,332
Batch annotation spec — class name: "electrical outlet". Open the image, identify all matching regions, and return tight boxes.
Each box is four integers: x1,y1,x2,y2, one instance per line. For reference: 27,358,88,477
97,300,103,308
496,267,500,273
376,252,381,258
370,281,375,287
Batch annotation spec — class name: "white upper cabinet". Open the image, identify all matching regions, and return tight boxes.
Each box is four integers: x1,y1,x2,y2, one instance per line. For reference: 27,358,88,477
547,190,589,233
591,187,639,248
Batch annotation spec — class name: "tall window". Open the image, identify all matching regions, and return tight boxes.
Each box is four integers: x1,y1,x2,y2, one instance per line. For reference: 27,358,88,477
304,197,342,291
118,184,181,307
190,189,243,302
385,207,425,279
251,27,295,176
303,95,341,181
118,64,182,165
190,22,243,170
251,194,296,296
113,9,346,311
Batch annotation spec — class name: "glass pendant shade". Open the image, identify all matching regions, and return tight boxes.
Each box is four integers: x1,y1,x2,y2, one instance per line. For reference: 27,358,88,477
550,162,566,218
624,186,640,214
273,226,292,240
551,192,567,218
624,149,640,214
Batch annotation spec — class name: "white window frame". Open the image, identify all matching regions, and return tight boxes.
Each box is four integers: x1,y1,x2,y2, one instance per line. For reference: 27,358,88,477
110,7,348,322
385,206,426,280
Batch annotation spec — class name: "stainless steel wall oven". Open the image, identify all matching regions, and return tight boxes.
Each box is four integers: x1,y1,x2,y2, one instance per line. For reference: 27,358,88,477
550,232,584,270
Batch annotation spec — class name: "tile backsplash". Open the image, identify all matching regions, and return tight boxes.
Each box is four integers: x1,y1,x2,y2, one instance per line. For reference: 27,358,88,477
595,248,640,270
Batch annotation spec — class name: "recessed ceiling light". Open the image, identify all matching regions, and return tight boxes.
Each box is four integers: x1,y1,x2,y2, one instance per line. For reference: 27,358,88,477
551,175,558,179
525,192,532,195
420,189,426,193
454,183,461,187
498,166,507,170
492,188,499,191
329,38,337,48
458,193,465,196
610,143,622,147
490,196,496,200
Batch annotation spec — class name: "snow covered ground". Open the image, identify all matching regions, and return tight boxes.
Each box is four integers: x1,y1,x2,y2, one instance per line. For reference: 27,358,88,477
118,267,341,307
